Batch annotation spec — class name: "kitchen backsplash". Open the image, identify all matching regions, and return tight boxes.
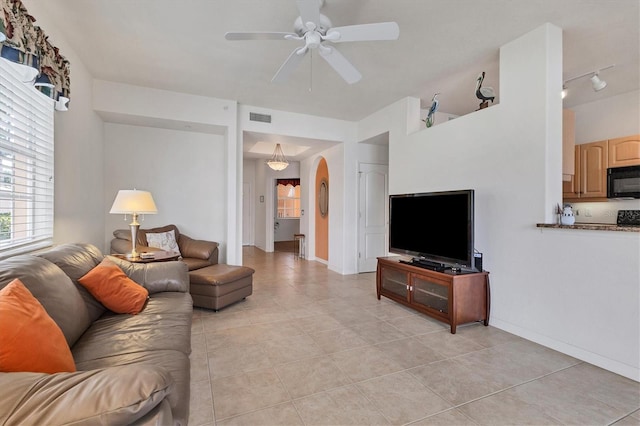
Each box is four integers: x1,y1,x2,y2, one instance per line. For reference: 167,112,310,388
567,199,640,224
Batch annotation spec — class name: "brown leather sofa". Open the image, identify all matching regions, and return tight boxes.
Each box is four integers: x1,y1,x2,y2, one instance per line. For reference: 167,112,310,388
111,224,254,311
0,243,192,425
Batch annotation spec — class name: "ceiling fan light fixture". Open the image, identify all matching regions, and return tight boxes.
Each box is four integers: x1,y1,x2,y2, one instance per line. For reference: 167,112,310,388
590,73,607,91
226,0,399,85
266,143,289,171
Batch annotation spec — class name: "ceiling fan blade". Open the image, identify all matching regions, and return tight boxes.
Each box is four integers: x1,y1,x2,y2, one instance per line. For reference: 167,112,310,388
272,48,308,83
296,0,320,28
318,46,362,84
225,31,297,41
325,22,400,42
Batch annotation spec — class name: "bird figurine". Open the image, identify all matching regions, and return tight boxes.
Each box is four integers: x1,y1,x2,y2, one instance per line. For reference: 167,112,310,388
475,71,495,109
422,93,440,128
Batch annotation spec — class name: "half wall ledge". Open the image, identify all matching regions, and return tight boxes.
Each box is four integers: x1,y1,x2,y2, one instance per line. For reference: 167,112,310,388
536,223,640,232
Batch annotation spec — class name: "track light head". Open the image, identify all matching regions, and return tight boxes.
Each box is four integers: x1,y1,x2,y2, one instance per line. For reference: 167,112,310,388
590,73,607,91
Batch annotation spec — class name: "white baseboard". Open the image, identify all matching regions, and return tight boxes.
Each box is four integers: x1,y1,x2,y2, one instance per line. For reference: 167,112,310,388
490,318,639,382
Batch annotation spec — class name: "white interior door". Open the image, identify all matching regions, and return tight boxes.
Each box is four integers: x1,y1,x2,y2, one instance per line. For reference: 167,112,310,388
358,163,389,272
242,182,252,245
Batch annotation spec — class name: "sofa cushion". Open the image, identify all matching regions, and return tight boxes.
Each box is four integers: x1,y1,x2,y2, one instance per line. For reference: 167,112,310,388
179,235,218,262
0,254,92,347
146,229,182,255
113,224,181,247
0,279,76,374
0,365,174,425
74,351,189,425
78,258,149,315
141,224,181,246
72,292,193,364
36,243,107,323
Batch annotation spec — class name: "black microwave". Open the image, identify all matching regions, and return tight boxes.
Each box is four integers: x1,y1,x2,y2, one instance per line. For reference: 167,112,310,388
607,165,640,199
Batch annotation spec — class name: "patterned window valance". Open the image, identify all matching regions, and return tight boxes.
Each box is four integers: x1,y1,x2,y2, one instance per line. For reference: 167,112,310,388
276,179,300,187
0,0,70,110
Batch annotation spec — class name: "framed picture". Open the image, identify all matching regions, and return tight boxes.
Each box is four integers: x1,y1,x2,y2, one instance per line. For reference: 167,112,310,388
319,179,328,217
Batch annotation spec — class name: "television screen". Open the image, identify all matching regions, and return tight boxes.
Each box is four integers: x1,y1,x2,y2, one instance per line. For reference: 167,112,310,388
389,190,474,268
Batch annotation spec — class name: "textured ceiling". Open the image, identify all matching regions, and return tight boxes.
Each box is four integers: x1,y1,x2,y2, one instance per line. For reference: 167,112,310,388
32,0,639,122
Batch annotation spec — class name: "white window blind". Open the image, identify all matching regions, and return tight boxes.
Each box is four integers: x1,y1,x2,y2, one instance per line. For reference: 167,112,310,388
0,59,55,258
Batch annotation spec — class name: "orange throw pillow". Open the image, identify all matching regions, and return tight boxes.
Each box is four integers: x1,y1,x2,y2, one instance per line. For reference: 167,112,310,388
0,279,76,374
78,258,149,315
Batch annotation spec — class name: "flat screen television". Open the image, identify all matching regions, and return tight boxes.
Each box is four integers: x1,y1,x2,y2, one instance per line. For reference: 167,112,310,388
389,189,475,270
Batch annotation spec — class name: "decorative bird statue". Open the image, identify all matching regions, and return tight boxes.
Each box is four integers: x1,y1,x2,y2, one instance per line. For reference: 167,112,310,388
475,71,495,109
422,93,440,128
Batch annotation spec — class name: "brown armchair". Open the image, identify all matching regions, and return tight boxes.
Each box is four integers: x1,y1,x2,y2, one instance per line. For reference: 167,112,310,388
110,224,219,271
111,224,253,311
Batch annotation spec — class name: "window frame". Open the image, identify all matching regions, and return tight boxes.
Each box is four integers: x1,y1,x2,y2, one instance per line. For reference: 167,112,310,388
276,179,301,219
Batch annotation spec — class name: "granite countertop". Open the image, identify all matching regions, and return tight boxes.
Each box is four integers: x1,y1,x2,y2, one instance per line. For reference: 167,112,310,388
536,223,640,232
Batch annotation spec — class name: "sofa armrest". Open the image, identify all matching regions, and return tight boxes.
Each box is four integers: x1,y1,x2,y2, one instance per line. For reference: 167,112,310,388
179,234,219,265
108,256,190,294
0,365,174,426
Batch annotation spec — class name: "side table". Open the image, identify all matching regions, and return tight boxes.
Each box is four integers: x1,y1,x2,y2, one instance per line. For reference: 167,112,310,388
110,251,181,263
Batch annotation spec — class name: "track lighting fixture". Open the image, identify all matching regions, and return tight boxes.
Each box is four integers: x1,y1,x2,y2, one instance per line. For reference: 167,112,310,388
563,64,614,99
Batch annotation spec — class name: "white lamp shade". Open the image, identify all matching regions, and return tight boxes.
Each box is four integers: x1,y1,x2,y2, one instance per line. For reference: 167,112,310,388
110,190,158,214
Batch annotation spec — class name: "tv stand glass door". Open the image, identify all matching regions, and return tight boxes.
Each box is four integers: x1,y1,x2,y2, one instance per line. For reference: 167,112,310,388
412,275,449,315
380,266,409,299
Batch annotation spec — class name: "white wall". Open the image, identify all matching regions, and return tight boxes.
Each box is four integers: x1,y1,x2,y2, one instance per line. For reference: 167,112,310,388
572,90,640,144
274,219,299,242
357,140,389,165
92,80,240,263
22,0,106,248
359,24,639,380
253,159,267,251
103,124,227,257
242,159,256,246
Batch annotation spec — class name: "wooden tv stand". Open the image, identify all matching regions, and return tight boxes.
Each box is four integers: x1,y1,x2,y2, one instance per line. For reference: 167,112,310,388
376,257,490,334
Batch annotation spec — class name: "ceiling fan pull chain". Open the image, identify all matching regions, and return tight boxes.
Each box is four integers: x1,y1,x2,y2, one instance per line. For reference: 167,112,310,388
309,50,313,92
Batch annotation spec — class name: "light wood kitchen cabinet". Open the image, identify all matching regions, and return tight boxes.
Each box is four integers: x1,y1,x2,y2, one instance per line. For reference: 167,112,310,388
608,134,640,167
563,140,608,200
580,140,608,198
563,134,639,201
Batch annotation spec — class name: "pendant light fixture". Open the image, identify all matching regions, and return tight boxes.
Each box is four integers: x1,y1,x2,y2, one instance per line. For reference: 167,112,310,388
266,143,289,171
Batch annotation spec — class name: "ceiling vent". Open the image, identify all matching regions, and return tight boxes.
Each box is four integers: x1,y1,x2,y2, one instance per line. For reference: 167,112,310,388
249,112,272,123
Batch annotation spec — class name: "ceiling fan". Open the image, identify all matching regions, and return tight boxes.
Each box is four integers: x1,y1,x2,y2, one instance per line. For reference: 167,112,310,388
225,0,400,84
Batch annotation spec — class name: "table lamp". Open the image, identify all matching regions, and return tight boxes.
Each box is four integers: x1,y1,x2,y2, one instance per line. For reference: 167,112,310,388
109,189,158,258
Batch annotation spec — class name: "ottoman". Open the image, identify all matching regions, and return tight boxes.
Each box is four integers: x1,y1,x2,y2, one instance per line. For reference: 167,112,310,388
189,264,254,310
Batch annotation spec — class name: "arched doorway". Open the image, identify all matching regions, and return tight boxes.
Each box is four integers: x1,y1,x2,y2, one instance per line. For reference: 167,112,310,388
315,157,329,262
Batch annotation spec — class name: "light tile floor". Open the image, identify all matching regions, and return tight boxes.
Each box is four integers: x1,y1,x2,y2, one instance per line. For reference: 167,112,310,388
189,247,640,425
